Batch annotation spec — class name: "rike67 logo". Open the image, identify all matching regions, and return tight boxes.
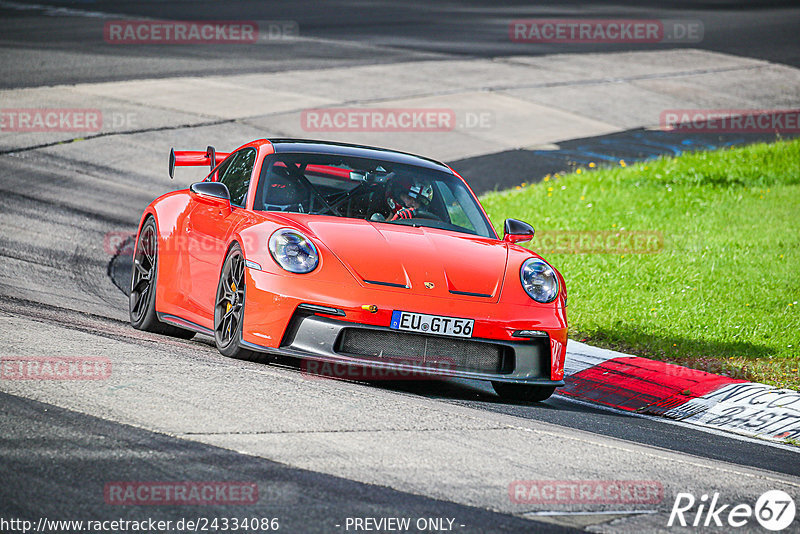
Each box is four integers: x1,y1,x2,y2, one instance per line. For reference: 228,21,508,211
668,490,795,531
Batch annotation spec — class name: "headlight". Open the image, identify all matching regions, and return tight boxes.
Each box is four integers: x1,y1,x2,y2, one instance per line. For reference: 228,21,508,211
520,258,559,303
268,229,319,274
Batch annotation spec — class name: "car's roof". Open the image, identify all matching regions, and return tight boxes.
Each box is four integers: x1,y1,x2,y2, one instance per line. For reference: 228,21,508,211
265,138,453,173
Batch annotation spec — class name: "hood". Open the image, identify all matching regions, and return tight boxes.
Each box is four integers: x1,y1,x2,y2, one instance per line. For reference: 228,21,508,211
303,217,508,301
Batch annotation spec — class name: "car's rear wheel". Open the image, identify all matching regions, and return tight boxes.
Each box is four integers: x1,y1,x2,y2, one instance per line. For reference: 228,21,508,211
129,217,195,339
214,244,265,362
492,382,556,402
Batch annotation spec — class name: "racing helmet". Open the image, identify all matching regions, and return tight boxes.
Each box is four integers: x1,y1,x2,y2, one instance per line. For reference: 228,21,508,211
386,176,434,214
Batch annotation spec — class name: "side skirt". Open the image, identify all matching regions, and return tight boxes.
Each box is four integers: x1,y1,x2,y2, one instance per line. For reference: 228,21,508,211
158,312,214,336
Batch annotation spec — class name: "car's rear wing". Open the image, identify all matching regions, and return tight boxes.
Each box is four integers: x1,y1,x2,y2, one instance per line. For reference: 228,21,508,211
169,146,230,179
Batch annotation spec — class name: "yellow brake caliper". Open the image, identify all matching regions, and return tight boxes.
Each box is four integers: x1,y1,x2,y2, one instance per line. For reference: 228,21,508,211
227,282,237,312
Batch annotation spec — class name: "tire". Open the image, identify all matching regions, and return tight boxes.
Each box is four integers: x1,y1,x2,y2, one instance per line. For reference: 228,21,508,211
129,217,195,339
492,382,556,402
213,244,267,362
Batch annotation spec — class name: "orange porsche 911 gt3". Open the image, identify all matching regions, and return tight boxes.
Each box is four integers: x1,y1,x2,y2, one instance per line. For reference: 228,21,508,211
130,139,567,401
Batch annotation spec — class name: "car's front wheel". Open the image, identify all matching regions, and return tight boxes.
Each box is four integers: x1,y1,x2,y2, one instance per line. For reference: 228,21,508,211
492,382,556,402
214,244,265,362
129,217,195,339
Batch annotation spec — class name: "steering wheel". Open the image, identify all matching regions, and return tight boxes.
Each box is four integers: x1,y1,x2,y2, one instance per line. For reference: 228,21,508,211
411,209,440,221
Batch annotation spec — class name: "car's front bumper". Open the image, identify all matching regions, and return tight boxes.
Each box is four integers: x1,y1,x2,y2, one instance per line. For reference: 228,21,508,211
241,312,564,386
242,268,568,383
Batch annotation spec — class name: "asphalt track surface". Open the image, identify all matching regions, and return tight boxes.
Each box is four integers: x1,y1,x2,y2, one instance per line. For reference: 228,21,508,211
1,1,800,533
1,392,567,534
1,0,799,88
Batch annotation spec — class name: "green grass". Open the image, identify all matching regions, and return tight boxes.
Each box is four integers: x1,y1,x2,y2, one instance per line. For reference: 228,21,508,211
481,139,800,390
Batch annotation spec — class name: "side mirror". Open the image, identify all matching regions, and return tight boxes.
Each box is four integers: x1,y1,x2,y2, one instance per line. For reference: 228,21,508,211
190,182,231,207
503,218,535,244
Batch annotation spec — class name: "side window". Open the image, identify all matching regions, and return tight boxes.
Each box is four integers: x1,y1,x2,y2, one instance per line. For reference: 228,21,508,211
210,157,232,182
218,148,256,207
437,181,476,232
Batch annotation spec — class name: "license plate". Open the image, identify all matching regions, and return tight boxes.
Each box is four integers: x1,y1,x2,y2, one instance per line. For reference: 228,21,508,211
390,311,474,338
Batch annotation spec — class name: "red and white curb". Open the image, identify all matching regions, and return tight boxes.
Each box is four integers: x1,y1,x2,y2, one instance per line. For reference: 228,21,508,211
560,341,800,443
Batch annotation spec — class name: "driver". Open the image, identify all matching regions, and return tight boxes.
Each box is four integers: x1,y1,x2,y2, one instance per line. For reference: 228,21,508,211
372,177,434,221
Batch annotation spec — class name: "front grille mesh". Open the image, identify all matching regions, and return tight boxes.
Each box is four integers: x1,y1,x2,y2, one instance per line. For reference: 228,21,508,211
335,328,509,373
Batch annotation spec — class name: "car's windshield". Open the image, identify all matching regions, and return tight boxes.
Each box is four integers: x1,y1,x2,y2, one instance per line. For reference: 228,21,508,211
253,153,496,238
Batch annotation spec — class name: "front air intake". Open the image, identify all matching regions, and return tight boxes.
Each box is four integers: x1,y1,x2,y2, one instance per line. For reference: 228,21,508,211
335,328,512,374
